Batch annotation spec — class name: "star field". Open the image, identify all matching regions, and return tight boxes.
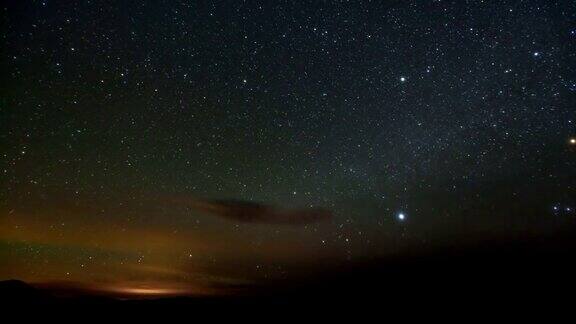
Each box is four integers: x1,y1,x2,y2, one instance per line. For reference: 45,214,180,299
1,0,575,295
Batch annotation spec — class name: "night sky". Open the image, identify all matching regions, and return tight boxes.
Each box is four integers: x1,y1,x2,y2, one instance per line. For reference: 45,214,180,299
1,0,576,297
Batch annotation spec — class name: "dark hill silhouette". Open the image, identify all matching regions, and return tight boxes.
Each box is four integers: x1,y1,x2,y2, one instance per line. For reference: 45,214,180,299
1,230,575,314
0,280,52,304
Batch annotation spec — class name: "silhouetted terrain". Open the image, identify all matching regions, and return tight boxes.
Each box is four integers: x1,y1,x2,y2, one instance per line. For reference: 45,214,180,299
0,280,51,303
2,230,575,314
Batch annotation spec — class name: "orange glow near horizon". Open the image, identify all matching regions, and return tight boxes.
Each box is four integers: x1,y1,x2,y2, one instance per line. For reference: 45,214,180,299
0,199,341,297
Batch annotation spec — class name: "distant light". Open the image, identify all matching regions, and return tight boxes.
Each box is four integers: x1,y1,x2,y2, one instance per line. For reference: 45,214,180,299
397,212,406,221
533,52,540,57
400,76,406,82
570,138,576,145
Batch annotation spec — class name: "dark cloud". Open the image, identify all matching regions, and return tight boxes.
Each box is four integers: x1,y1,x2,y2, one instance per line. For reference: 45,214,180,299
187,199,332,225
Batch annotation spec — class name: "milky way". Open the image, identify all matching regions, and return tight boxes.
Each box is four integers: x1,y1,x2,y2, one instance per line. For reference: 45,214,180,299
1,0,575,296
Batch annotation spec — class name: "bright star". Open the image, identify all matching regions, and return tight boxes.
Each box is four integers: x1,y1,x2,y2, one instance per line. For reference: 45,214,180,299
397,212,406,221
400,76,406,82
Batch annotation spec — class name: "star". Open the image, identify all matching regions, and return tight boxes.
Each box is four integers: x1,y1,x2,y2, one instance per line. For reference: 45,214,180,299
2,0,574,298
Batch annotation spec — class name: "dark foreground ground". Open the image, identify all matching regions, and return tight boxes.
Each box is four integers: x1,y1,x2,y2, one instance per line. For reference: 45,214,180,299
2,230,575,317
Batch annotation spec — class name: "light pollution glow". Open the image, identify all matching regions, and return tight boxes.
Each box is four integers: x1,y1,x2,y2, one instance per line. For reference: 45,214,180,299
0,194,349,297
